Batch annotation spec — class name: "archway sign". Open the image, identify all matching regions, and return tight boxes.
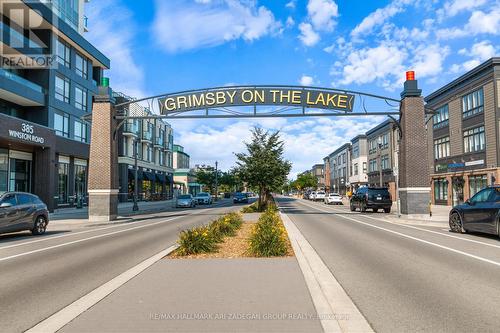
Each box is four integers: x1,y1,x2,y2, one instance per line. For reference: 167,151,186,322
88,75,431,222
113,85,401,120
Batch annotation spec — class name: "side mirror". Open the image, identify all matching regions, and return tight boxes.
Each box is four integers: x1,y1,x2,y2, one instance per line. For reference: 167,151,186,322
0,202,12,208
465,199,473,206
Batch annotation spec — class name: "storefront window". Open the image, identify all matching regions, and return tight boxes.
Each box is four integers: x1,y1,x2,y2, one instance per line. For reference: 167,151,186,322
469,175,488,197
434,178,448,202
58,163,69,204
0,149,8,194
74,164,87,203
142,180,152,200
9,159,31,192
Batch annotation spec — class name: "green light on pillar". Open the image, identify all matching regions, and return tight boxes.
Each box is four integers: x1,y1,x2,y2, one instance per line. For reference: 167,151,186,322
101,77,110,87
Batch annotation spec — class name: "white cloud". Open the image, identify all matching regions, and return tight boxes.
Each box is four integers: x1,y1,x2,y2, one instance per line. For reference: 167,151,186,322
439,0,487,18
351,0,411,38
307,0,339,31
152,0,281,53
286,0,296,9
337,43,407,87
299,75,314,86
86,0,146,98
410,44,450,79
451,40,497,72
286,16,295,27
437,6,500,39
298,22,320,46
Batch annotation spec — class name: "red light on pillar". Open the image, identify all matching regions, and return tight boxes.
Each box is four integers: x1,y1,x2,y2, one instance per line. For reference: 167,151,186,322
406,71,415,81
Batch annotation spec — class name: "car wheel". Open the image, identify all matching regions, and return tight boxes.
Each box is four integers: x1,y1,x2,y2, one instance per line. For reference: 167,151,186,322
374,208,379,213
360,203,367,213
449,212,465,233
384,207,391,214
350,203,355,212
32,216,47,235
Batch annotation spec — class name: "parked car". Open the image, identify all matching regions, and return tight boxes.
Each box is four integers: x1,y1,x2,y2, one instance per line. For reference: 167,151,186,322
449,186,500,237
176,194,196,208
324,193,343,205
0,192,49,236
309,191,317,201
314,191,326,201
233,192,249,204
350,187,392,213
194,192,212,205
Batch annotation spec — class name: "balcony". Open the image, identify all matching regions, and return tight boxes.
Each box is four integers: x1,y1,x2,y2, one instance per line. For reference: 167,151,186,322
154,135,165,148
123,121,140,137
0,68,45,106
142,130,153,143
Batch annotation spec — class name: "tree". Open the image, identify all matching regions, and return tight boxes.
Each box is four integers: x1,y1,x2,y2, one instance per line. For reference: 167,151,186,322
195,169,217,194
292,173,318,191
235,127,292,210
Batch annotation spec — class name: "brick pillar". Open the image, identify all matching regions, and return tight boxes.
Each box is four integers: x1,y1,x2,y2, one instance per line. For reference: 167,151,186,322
463,175,470,201
399,72,431,214
88,89,119,221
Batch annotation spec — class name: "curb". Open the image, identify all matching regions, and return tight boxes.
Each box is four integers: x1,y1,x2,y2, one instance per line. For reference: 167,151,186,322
279,210,374,333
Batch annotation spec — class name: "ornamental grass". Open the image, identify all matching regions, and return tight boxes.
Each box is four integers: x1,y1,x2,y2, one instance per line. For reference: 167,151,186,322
249,208,288,257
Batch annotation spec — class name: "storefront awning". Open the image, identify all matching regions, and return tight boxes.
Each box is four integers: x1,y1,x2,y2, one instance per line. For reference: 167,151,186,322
128,168,143,180
156,173,166,183
143,171,155,181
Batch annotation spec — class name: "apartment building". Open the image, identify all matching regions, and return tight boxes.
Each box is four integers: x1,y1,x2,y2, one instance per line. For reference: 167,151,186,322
173,145,202,195
426,58,500,206
366,119,399,199
349,135,368,191
114,93,174,202
326,143,351,195
311,164,325,189
0,0,109,210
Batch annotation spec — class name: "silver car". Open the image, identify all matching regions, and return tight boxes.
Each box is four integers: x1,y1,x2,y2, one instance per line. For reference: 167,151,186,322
176,194,196,208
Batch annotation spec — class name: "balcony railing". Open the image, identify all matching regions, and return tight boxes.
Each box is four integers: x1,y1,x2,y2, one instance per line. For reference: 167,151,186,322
0,68,43,93
155,136,165,147
142,130,153,142
123,121,140,136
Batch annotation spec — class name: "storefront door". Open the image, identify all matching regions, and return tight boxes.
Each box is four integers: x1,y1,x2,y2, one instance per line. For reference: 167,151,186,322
452,177,464,206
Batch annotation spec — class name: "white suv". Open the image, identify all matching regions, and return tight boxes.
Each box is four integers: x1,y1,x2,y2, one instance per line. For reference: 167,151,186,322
314,191,326,201
324,193,343,205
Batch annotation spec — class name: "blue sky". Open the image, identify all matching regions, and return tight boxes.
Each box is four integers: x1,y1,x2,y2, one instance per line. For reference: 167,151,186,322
85,0,499,177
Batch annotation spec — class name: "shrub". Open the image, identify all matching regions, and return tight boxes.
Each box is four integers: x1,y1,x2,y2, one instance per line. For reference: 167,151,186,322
210,212,243,241
241,202,260,213
249,209,288,257
177,225,217,255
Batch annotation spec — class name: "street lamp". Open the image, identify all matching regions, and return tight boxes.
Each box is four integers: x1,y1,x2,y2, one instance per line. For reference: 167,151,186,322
132,137,139,211
214,161,218,202
378,136,383,187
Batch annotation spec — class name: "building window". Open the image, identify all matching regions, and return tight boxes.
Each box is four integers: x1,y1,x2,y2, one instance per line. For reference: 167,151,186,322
56,39,70,67
369,159,377,172
55,75,70,103
352,145,359,159
434,136,450,159
434,178,448,201
75,86,87,111
381,155,389,170
462,88,484,118
354,163,358,176
469,175,487,197
433,104,449,129
463,126,485,153
342,153,346,164
382,133,389,149
74,120,87,142
54,112,69,137
74,164,87,202
369,139,377,154
75,53,88,79
147,145,153,162
57,162,69,204
362,162,367,173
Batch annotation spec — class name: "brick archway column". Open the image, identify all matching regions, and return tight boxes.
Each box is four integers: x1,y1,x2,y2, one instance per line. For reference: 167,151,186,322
399,74,431,214
88,89,119,221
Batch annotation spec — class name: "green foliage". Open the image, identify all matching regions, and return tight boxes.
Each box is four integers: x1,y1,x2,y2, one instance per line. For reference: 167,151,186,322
177,226,217,255
249,208,288,257
241,202,260,213
176,212,243,255
291,173,318,191
235,127,292,210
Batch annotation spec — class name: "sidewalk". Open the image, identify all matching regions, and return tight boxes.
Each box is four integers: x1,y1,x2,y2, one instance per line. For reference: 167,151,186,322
59,258,323,333
382,203,451,227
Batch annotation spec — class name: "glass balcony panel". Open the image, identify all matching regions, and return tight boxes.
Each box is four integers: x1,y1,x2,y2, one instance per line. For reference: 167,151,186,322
0,68,43,92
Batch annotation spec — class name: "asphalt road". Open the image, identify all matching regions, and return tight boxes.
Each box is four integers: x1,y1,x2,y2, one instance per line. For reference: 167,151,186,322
277,197,500,333
0,199,241,333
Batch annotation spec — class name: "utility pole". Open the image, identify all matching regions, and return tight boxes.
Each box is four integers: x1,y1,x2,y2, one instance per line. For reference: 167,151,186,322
214,161,219,202
133,137,139,211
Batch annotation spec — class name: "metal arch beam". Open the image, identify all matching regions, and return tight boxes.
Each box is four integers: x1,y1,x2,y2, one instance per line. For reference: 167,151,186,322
114,85,401,108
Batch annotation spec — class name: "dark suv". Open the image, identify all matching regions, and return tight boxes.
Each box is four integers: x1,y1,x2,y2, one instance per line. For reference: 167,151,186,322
0,192,49,236
350,187,392,213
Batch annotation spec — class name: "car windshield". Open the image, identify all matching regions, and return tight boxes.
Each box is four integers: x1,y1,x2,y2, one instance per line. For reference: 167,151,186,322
178,195,191,199
317,192,325,195
198,193,209,197
369,189,389,195
329,193,340,197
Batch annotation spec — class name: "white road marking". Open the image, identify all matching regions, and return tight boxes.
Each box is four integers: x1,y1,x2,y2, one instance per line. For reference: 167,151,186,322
26,244,178,333
303,199,500,251
0,203,231,262
0,201,230,251
289,200,500,269
280,211,373,333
